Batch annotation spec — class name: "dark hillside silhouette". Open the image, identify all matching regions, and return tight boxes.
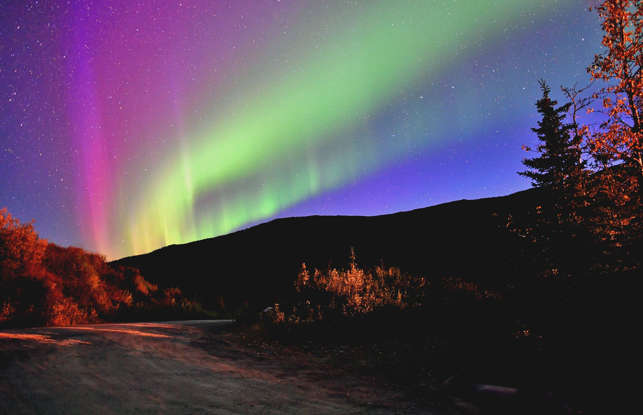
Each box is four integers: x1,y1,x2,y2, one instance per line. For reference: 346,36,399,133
114,188,544,313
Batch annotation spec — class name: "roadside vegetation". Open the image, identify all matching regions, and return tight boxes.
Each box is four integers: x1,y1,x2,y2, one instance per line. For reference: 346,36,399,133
0,208,209,328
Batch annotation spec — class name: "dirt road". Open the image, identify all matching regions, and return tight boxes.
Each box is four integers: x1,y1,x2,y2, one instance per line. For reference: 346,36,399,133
0,320,436,414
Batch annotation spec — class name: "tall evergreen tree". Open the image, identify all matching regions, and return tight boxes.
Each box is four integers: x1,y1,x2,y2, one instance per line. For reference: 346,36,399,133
519,80,583,192
512,81,591,281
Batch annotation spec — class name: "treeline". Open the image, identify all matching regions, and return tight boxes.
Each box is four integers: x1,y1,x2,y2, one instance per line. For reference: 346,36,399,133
0,208,205,328
507,0,641,289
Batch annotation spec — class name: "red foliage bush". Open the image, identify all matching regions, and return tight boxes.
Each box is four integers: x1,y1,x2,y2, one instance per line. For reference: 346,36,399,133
0,208,175,327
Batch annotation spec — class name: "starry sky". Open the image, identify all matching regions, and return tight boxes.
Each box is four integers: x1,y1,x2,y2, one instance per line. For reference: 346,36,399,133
1,0,602,259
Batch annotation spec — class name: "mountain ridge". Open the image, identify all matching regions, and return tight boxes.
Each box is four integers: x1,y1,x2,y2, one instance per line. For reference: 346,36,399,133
113,187,542,312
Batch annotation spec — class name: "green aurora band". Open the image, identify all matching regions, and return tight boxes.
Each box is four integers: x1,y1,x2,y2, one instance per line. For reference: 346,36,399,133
113,0,571,257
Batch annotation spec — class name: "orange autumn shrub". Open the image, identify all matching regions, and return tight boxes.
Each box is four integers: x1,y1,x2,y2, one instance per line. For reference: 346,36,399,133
281,250,426,324
0,208,173,327
0,208,47,281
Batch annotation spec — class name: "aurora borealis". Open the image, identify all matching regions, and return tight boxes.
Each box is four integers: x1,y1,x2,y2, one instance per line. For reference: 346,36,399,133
2,1,602,259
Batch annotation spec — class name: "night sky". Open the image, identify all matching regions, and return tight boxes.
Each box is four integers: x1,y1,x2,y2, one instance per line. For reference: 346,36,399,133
1,0,602,259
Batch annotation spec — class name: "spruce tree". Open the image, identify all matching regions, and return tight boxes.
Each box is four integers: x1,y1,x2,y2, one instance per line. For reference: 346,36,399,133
519,80,582,192
512,81,591,281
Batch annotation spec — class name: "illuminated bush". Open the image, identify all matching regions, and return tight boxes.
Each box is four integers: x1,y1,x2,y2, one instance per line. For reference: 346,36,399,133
0,208,47,280
0,207,181,327
282,249,426,323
